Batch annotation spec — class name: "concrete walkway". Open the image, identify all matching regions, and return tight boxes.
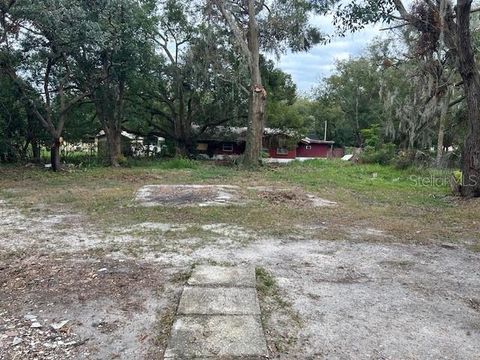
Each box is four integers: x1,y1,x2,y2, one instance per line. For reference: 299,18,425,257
164,266,268,359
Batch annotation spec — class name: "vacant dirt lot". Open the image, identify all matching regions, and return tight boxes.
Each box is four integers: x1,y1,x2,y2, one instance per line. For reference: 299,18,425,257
1,164,479,359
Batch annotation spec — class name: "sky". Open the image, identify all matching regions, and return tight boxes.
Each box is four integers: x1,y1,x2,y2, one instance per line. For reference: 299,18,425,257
272,16,384,95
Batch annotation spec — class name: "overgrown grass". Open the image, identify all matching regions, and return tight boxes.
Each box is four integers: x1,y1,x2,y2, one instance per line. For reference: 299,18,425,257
269,159,452,206
256,267,302,354
127,157,199,170
0,159,478,245
256,267,286,305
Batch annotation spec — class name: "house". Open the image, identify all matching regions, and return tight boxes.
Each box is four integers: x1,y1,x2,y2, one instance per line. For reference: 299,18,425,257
195,126,344,162
195,127,246,159
296,138,335,158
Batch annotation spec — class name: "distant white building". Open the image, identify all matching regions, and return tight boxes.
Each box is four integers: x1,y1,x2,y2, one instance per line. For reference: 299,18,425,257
96,131,165,157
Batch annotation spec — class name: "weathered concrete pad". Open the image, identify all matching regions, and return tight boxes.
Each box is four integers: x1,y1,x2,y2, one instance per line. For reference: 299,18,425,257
188,265,256,288
135,185,242,207
164,315,268,359
178,287,260,315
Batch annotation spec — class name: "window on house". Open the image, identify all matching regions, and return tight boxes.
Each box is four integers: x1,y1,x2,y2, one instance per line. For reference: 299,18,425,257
197,143,208,151
276,147,289,155
222,143,234,152
305,145,312,150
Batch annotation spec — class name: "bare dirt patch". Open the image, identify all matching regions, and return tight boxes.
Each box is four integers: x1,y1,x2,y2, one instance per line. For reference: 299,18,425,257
1,164,479,359
251,187,337,208
142,237,480,359
258,190,336,207
0,199,103,253
0,255,185,360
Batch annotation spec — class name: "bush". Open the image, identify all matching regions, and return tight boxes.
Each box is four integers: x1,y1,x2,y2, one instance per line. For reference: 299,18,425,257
359,143,396,165
392,150,439,170
442,151,461,169
392,151,415,170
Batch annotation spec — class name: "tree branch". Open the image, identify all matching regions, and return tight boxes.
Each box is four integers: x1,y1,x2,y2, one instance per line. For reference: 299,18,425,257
213,0,252,67
449,96,465,107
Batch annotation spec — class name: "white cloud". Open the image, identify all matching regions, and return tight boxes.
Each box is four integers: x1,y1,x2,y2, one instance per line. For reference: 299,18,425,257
270,19,384,94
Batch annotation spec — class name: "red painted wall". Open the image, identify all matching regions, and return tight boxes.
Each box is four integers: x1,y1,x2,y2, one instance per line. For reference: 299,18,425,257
296,143,331,158
268,148,297,159
197,142,245,157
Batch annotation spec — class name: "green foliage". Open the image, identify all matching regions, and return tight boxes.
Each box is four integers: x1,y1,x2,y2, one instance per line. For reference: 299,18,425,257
360,125,381,148
359,143,396,165
243,0,326,54
0,75,48,162
262,57,297,104
392,151,415,170
453,170,462,184
329,0,397,33
314,56,385,147
266,101,304,131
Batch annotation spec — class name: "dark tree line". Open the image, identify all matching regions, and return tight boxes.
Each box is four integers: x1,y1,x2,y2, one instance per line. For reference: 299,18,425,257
1,0,480,197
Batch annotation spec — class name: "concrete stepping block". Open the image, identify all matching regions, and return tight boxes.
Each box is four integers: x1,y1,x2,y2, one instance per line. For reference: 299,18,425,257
164,315,268,359
188,265,256,288
178,287,261,315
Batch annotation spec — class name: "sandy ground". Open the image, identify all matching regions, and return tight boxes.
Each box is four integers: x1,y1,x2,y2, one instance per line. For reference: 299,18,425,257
1,196,480,359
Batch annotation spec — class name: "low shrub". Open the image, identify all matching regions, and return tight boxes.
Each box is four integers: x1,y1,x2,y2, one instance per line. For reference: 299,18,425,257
359,143,396,165
392,150,441,170
392,151,414,170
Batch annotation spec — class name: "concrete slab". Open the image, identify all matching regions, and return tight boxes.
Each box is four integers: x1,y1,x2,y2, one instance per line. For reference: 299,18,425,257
177,287,261,315
135,185,243,207
164,315,268,359
188,265,256,288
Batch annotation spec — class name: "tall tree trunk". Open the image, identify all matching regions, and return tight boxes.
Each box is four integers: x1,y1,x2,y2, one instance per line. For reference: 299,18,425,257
94,84,124,167
175,138,189,157
436,115,446,167
105,125,122,167
174,93,192,157
50,137,61,172
174,81,185,157
173,77,194,158
95,101,123,167
174,129,193,157
456,0,480,197
244,87,266,165
243,0,266,167
31,138,40,163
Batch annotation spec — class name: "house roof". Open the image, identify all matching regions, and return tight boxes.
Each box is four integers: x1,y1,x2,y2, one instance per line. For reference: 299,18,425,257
96,131,165,142
195,125,335,145
97,130,142,140
195,126,247,142
300,137,335,145
195,126,303,142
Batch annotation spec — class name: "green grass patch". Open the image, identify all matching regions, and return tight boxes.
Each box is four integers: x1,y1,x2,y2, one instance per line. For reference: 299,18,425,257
127,157,199,170
1,160,477,246
268,159,452,206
